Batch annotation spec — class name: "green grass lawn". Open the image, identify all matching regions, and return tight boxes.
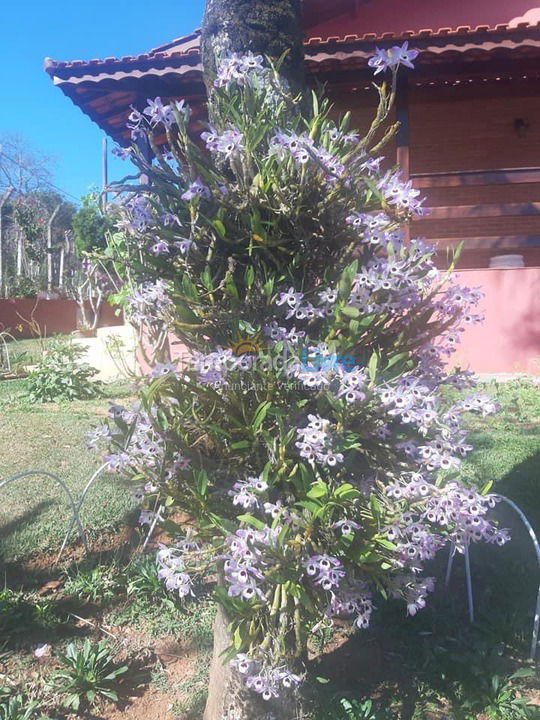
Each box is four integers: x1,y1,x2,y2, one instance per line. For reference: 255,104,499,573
0,378,137,563
1,373,538,567
460,379,540,530
0,377,539,719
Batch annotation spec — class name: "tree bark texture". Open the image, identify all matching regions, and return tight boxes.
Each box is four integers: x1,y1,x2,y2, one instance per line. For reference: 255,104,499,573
203,607,308,720
201,0,305,96
201,3,307,717
0,187,13,297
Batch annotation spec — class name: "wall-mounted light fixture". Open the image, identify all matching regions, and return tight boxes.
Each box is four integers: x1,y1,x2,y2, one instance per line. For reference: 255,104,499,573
514,117,530,137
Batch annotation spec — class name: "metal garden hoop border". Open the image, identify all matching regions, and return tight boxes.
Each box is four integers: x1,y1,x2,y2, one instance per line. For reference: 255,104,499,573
1,465,160,566
445,493,540,661
0,470,88,560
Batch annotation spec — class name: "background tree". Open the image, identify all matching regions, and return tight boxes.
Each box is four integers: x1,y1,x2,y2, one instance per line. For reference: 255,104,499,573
72,192,115,254
0,134,55,196
0,135,79,297
5,191,75,296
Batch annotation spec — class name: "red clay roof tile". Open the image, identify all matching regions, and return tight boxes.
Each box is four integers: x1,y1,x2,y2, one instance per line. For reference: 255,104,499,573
45,21,540,76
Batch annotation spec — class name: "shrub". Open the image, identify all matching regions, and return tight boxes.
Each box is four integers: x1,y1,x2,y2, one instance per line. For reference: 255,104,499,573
93,47,509,705
26,337,101,402
72,192,115,254
51,639,127,711
7,277,41,299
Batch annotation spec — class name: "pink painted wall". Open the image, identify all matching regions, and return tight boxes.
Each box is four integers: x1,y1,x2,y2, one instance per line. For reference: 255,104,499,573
135,330,189,375
307,0,539,39
137,268,540,377
0,298,123,339
451,267,540,375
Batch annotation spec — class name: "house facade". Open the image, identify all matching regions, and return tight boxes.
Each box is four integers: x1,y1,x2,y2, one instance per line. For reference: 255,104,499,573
45,0,540,374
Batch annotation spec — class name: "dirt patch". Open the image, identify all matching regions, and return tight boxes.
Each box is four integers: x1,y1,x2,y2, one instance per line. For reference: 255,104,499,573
105,641,201,720
1,525,140,589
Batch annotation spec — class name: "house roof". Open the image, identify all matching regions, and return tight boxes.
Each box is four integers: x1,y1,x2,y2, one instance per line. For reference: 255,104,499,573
303,0,540,41
44,9,540,146
45,20,540,77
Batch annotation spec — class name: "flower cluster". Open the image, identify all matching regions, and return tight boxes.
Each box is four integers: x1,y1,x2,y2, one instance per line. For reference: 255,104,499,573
223,527,279,602
295,415,344,467
231,654,302,701
190,344,266,386
327,583,374,629
181,177,211,202
229,475,268,509
275,286,323,321
287,345,367,400
192,347,233,386
156,543,196,597
377,171,425,215
263,320,306,346
268,131,346,185
304,555,345,591
86,422,111,450
214,52,265,88
126,279,174,328
117,194,154,234
346,211,395,245
102,402,164,473
127,97,189,138
389,574,436,616
368,42,419,75
385,477,509,557
202,127,244,158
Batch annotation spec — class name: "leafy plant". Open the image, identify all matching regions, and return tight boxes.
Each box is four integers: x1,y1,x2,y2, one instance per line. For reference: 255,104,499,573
0,694,41,720
0,589,59,638
51,639,128,711
458,669,539,720
94,46,510,709
25,337,101,402
317,696,394,720
7,277,41,299
64,564,123,605
126,554,167,600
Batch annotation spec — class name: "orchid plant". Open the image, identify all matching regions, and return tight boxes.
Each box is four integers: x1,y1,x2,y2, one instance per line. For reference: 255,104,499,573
90,46,508,703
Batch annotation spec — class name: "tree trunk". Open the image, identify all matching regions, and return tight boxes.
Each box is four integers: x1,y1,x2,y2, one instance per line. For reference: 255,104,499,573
47,204,61,294
201,3,308,717
201,0,305,96
16,230,24,277
204,607,308,720
0,187,13,297
58,247,65,292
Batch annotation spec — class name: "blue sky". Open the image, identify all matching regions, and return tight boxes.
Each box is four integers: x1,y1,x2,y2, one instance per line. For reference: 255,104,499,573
0,0,206,203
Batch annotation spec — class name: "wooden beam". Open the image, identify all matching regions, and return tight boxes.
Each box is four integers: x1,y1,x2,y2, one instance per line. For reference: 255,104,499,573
305,57,540,91
412,168,540,188
415,202,540,220
136,135,152,185
424,235,540,249
395,76,409,179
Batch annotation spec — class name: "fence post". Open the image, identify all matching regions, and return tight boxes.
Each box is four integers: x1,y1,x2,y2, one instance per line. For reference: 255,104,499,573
47,204,61,294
